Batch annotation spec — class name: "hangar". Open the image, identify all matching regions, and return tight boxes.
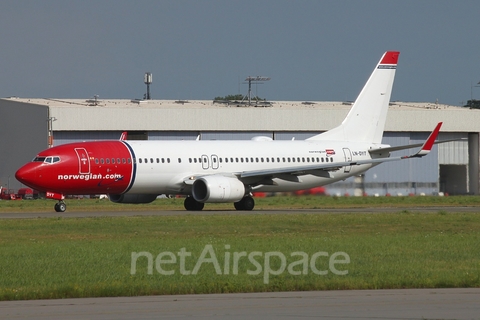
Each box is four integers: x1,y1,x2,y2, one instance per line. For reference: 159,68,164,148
1,97,478,196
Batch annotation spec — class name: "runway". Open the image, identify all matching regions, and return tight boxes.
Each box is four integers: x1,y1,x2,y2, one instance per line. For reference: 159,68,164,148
1,205,479,219
1,288,479,320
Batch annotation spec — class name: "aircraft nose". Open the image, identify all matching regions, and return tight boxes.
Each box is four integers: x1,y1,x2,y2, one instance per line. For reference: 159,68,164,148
15,163,37,188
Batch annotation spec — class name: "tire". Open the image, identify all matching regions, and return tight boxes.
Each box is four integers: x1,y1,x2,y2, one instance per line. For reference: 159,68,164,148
54,202,66,212
234,196,255,211
184,196,204,211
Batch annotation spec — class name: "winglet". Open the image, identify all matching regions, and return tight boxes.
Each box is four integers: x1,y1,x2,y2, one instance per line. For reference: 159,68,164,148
120,132,127,141
408,122,443,158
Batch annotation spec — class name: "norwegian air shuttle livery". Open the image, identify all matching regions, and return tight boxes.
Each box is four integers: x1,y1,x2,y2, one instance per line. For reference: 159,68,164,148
16,51,445,212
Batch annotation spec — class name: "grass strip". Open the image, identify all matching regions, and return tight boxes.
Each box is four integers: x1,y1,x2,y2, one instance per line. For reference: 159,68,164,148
0,211,479,300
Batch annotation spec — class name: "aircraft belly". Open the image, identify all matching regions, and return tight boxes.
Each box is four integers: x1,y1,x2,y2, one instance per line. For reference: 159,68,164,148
255,164,371,192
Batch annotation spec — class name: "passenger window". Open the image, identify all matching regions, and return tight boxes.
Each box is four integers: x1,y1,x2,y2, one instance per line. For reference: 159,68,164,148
150,158,154,163
112,158,116,164
178,158,181,163
122,158,126,164
167,158,170,163
101,158,105,164
128,158,131,164
139,158,142,163
95,158,99,164
117,158,121,164
106,158,110,164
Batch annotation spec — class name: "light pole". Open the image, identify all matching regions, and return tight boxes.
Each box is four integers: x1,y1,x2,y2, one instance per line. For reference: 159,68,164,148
144,72,152,100
48,117,57,148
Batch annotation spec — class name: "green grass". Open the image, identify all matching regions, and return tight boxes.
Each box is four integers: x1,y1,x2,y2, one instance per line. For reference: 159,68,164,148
1,194,480,212
0,211,479,300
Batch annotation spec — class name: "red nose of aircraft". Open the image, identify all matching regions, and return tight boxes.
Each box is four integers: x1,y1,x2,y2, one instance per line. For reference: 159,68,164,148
15,163,42,191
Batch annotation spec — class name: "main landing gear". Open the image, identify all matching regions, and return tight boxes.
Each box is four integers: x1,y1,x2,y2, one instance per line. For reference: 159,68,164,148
183,195,255,211
184,196,205,211
234,196,255,211
54,201,67,212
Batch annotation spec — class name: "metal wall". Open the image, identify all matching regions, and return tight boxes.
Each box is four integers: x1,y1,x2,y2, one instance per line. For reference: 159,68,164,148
53,131,123,146
23,126,479,196
201,131,273,140
0,100,49,189
149,131,199,140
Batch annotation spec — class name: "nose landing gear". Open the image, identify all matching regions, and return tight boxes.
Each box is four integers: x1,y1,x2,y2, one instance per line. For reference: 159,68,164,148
46,192,67,212
54,201,67,212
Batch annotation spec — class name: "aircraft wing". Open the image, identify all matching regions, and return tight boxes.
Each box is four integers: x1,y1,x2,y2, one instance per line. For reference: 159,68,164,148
239,122,445,181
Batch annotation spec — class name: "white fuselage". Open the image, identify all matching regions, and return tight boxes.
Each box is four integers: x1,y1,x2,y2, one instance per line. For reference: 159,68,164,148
126,139,378,195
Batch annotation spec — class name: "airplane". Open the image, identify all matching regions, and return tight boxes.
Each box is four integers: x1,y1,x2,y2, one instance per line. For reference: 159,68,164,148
15,51,448,212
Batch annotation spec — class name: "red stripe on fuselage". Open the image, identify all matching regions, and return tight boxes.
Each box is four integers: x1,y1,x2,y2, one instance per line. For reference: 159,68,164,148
16,141,134,195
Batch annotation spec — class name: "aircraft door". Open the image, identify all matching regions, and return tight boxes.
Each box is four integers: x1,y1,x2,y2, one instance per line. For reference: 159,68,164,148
343,148,352,173
201,154,209,170
211,155,219,170
75,148,91,174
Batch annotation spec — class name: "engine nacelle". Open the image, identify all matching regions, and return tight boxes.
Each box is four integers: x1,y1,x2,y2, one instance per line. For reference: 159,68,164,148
108,194,158,204
192,176,245,203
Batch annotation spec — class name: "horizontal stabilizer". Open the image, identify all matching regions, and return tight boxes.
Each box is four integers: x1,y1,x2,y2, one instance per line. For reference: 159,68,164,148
369,122,462,158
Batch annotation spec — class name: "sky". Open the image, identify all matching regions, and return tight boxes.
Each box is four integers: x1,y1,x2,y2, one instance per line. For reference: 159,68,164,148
1,0,480,106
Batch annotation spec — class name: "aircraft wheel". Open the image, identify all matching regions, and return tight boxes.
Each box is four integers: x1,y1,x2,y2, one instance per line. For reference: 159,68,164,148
54,202,67,212
184,196,204,211
234,196,255,211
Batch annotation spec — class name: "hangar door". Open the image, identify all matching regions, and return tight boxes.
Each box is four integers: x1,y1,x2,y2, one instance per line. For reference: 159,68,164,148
438,133,469,195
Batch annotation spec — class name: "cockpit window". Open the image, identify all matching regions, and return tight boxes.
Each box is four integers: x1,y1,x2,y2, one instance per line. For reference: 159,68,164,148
41,156,61,164
33,157,46,162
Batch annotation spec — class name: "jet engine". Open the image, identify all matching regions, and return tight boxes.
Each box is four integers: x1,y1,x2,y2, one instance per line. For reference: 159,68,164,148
108,194,158,204
192,175,245,203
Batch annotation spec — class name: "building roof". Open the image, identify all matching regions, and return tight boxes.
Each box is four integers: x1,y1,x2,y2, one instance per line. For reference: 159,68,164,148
3,97,477,132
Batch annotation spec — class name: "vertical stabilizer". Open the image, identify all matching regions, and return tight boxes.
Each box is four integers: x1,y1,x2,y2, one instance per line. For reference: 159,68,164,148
308,51,400,143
